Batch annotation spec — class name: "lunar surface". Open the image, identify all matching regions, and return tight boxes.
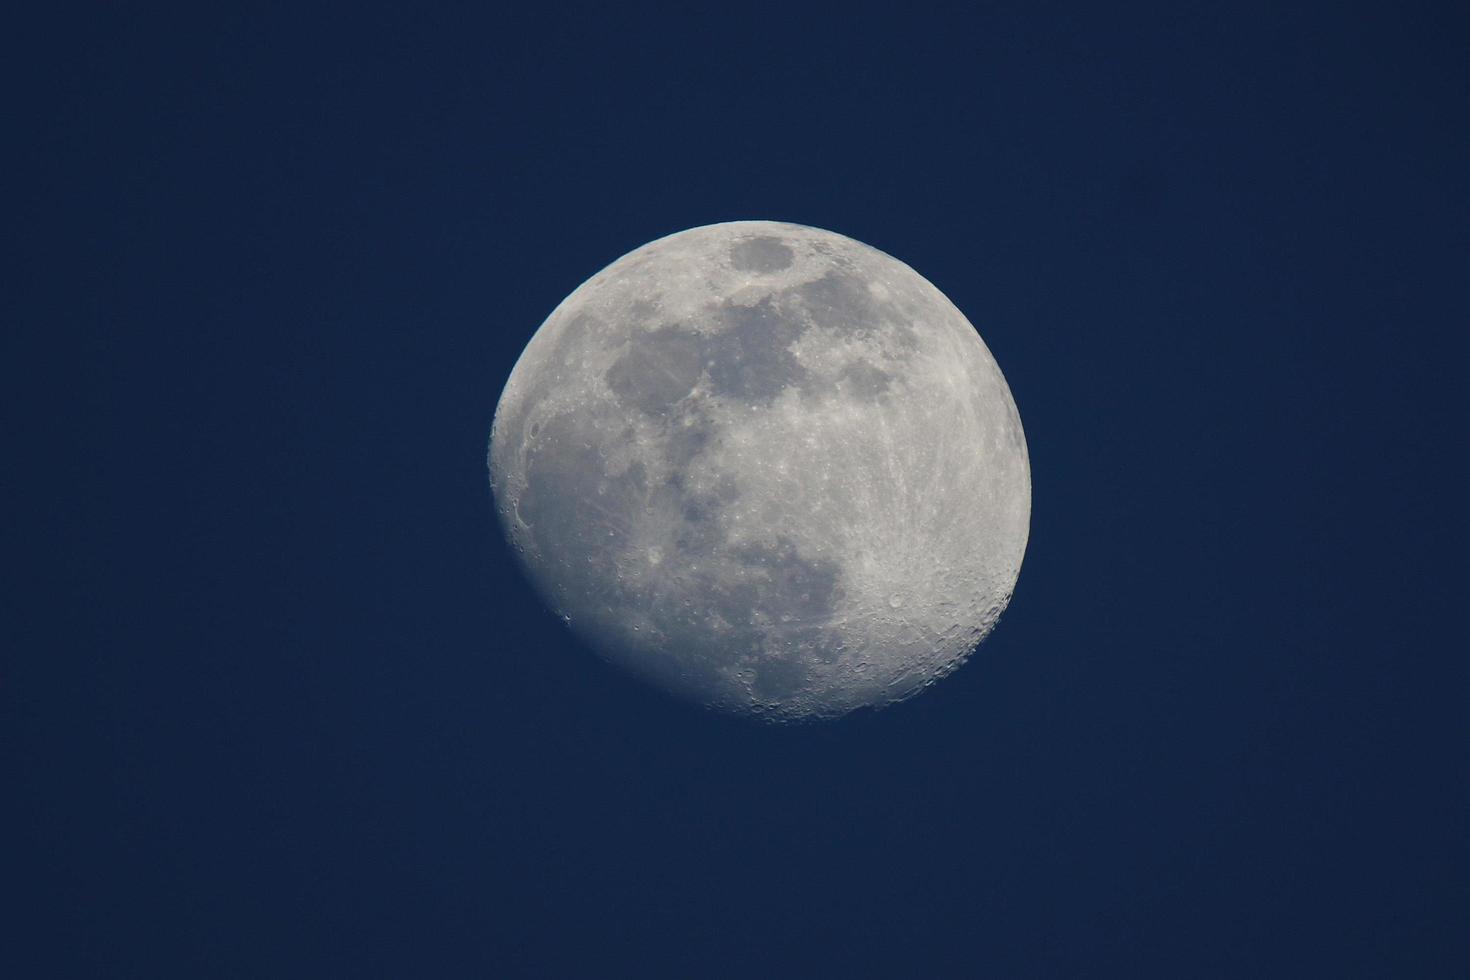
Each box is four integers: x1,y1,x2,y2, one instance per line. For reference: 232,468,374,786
489,221,1030,721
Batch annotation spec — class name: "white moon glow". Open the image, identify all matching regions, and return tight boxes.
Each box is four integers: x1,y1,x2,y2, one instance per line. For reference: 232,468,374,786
489,221,1030,721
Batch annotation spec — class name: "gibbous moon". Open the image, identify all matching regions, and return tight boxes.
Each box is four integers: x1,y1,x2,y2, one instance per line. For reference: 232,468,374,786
489,221,1030,721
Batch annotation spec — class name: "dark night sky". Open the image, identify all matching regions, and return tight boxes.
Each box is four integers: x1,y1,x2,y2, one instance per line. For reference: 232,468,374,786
9,3,1468,976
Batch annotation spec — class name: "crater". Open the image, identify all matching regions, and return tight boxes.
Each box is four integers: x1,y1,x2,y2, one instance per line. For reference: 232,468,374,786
729,236,794,273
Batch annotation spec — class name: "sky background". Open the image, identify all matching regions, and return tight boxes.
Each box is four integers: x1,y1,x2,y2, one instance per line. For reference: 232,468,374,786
9,3,1468,976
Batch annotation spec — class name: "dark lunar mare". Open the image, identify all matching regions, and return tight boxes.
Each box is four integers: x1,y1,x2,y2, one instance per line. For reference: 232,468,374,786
490,220,1031,719
515,288,854,706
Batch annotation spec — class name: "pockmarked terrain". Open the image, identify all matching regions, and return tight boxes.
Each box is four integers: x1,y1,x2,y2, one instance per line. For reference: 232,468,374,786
490,221,1030,720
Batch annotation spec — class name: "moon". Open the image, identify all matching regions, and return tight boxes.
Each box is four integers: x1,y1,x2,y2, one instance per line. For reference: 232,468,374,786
489,221,1030,721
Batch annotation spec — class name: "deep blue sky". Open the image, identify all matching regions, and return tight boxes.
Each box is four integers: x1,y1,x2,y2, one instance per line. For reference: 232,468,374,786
10,3,1467,976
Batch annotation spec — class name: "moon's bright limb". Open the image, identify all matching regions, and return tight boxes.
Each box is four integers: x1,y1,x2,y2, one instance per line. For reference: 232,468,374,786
489,221,1030,721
